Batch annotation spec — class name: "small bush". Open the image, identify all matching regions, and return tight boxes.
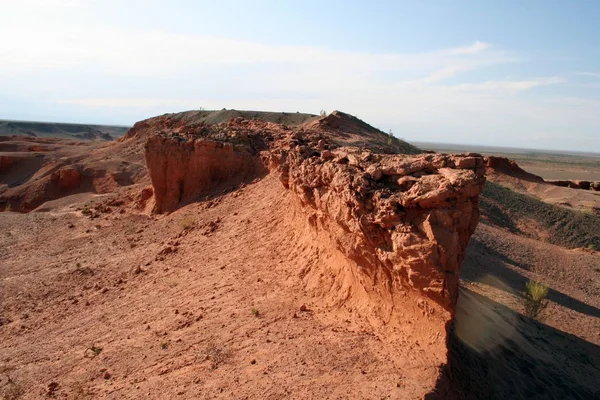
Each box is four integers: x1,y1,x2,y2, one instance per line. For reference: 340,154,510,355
179,215,196,231
200,343,231,370
84,345,103,358
319,110,327,117
523,280,549,319
1,377,24,399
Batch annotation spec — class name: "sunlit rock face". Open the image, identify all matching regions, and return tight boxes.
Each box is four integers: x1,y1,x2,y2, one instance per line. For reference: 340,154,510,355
142,111,485,311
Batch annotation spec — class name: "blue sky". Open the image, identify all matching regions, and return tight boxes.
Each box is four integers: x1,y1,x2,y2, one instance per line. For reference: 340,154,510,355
1,0,599,151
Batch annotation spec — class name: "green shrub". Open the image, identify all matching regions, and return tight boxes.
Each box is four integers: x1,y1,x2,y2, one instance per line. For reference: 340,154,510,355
523,280,549,319
179,215,196,231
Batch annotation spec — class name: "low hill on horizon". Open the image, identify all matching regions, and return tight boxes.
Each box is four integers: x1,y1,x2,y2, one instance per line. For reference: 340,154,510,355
0,119,129,141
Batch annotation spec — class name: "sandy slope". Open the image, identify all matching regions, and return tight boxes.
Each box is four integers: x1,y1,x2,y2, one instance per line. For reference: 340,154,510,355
1,174,447,399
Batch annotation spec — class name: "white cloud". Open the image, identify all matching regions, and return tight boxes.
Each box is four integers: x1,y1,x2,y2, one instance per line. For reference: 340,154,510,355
57,98,200,109
1,1,597,151
442,40,491,55
576,72,600,79
448,77,563,95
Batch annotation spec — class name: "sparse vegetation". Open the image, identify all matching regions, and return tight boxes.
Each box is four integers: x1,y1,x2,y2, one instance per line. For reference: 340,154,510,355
522,280,549,320
200,343,231,370
481,181,600,250
1,377,24,400
84,345,103,358
251,307,260,317
179,215,196,231
319,110,327,117
387,129,397,145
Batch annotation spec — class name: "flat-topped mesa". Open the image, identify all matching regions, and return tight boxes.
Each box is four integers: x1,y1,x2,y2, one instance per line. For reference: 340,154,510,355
142,112,486,311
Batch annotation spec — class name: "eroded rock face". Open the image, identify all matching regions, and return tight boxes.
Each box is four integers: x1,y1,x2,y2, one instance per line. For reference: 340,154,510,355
0,155,21,171
272,147,485,310
53,167,82,190
144,135,265,213
142,113,486,311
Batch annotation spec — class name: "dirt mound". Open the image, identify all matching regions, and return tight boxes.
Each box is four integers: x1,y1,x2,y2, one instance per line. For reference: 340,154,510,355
122,109,319,141
486,156,545,182
1,173,457,399
0,109,503,399
308,110,422,154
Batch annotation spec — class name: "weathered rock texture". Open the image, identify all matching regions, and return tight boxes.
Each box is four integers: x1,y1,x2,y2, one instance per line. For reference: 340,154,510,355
145,136,263,213
0,136,146,212
275,148,485,310
546,179,600,191
141,111,485,311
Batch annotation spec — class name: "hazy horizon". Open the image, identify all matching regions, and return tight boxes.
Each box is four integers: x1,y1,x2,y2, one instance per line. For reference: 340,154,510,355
4,113,600,158
2,1,600,152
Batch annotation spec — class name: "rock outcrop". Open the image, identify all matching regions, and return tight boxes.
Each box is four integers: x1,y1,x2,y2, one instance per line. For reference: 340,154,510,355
142,111,485,311
546,179,600,191
486,156,544,183
274,148,484,310
0,136,146,212
145,135,264,213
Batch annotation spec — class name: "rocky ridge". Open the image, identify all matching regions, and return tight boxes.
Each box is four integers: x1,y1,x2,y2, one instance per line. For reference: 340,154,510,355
140,111,486,311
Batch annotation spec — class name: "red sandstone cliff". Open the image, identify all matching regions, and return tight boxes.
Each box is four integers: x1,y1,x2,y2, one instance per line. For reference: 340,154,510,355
140,112,485,312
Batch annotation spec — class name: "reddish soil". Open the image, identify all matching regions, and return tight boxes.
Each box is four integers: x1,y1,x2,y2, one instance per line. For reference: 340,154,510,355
1,110,599,400
1,174,449,399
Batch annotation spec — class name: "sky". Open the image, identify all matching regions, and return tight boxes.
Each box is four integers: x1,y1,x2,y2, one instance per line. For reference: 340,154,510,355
1,0,599,151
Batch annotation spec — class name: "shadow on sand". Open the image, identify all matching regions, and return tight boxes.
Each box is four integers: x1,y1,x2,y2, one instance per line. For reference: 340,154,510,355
425,233,600,399
462,237,600,319
426,288,600,400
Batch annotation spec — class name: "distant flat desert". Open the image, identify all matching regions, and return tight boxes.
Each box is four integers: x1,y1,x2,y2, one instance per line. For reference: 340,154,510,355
414,141,600,181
